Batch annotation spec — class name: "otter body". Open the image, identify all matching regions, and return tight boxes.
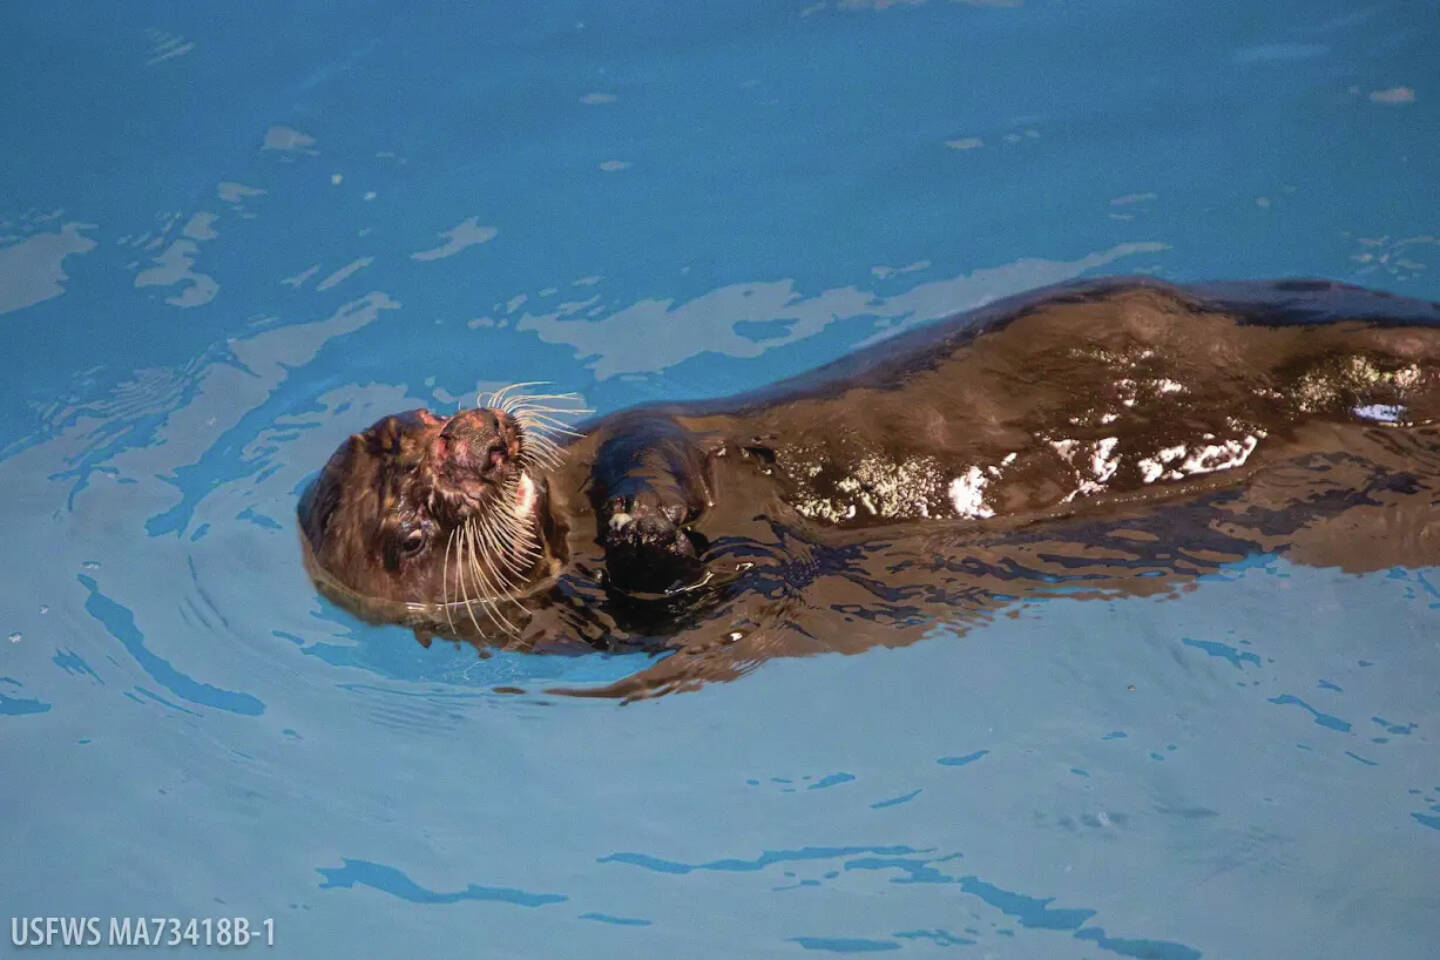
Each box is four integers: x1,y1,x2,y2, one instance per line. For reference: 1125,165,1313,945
298,278,1440,692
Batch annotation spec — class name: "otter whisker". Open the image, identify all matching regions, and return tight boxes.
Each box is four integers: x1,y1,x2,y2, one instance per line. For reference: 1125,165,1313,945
487,381,554,413
475,521,522,580
516,438,569,474
516,421,585,444
505,392,590,468
442,527,458,636
507,394,590,409
486,382,524,409
516,438,564,472
476,500,532,578
515,419,584,441
519,454,561,476
503,388,575,400
509,401,590,414
466,521,518,633
518,449,561,472
465,518,520,634
512,408,588,435
502,509,540,566
509,398,591,417
460,521,509,636
518,420,571,444
453,524,490,639
468,511,518,593
498,476,541,556
486,515,538,588
496,379,553,396
478,533,526,588
506,391,589,412
515,419,568,448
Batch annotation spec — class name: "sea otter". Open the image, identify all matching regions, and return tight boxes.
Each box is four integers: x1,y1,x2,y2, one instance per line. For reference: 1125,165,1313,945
297,278,1440,695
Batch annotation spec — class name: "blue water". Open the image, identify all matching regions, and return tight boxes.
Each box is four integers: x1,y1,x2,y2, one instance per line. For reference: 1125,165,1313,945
2,2,1438,957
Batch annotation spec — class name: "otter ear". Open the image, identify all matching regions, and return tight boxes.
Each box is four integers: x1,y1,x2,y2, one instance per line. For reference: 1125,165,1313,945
299,473,342,547
300,434,369,544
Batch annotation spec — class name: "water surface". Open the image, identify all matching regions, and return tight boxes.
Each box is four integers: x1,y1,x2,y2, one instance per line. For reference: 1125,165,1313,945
2,1,1438,957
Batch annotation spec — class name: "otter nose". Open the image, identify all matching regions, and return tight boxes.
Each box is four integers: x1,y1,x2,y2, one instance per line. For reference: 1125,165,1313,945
439,408,514,478
441,407,500,440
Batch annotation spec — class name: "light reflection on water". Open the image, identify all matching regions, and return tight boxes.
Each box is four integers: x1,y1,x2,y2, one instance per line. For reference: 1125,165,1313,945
2,0,1438,957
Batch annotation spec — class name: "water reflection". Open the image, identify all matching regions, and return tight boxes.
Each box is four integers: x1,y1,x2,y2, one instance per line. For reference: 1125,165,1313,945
0,220,97,314
603,843,1201,958
518,241,1165,378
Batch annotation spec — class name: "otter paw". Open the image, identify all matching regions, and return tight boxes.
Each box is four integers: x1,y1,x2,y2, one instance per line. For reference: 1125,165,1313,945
601,491,705,595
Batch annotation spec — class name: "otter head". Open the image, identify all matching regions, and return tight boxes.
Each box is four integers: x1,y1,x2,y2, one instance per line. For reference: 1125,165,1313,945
299,390,582,636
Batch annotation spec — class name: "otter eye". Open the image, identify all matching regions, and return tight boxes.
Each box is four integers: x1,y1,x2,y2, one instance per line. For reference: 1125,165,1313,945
400,527,426,556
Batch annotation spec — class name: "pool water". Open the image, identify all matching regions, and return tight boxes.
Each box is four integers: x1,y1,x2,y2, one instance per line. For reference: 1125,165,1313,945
2,1,1437,957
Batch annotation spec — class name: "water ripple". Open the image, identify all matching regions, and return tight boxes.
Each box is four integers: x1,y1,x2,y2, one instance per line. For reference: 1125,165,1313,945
316,859,567,908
